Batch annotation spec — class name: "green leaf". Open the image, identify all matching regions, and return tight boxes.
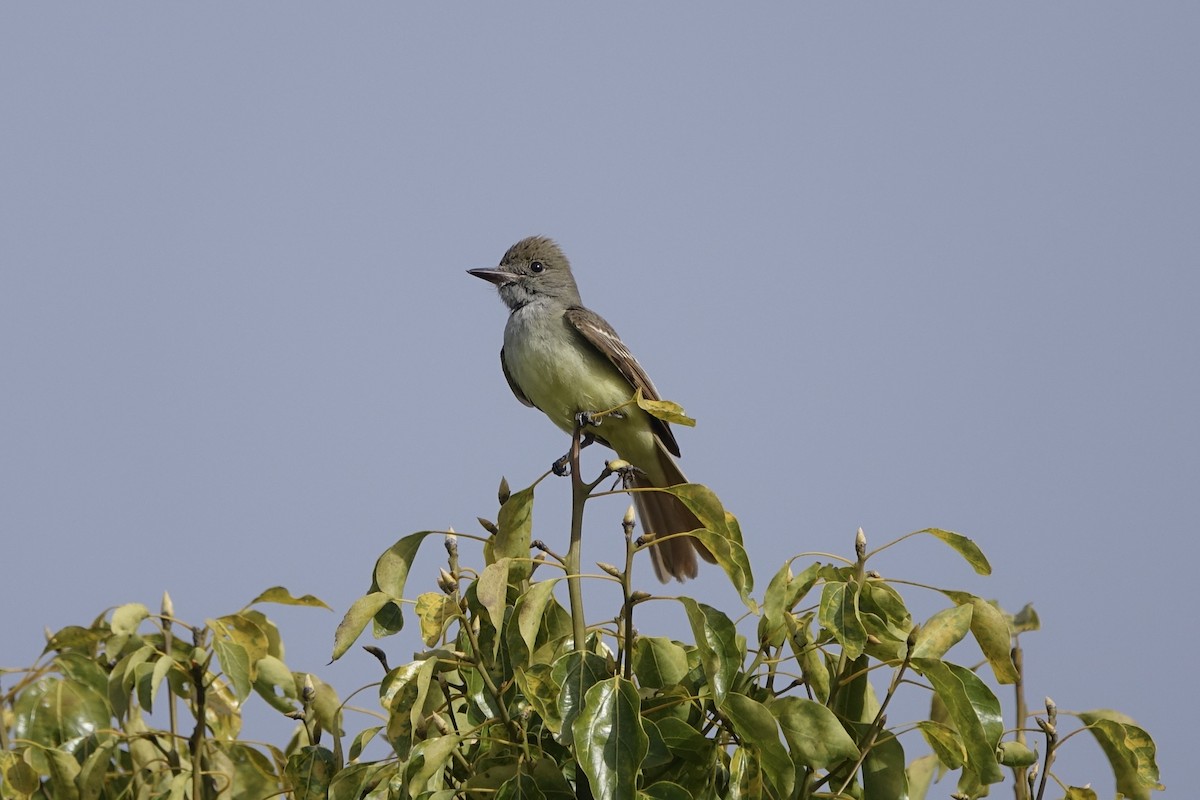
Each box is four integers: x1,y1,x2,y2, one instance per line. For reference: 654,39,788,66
729,745,764,800
996,740,1037,767
150,654,177,712
632,637,689,688
11,677,111,751
762,561,822,645
373,530,438,597
911,658,1003,786
1,751,41,795
252,655,299,714
573,677,648,800
769,696,859,770
209,613,270,676
42,625,105,655
477,559,513,643
381,659,436,759
529,757,576,800
906,753,940,800
916,720,966,769
497,773,546,800
211,637,252,700
110,603,150,635
329,762,395,800
212,741,283,800
247,586,332,610
657,486,755,604
913,528,991,575
553,650,611,746
414,592,456,647
367,530,439,637
493,484,535,582
635,388,696,427
285,745,336,800
331,591,393,661
722,692,794,797
910,604,973,660
679,598,741,707
819,580,867,660
861,728,908,800
76,737,121,799
516,662,562,734
511,578,563,665
641,717,672,770
240,608,285,660
406,734,464,796
1078,710,1163,798
641,780,693,800
1009,602,1040,634
689,523,755,607
348,725,382,762
784,612,830,704
655,717,712,764
940,592,1018,684
22,742,82,798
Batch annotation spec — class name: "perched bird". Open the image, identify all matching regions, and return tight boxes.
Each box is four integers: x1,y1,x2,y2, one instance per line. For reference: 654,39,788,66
468,236,716,581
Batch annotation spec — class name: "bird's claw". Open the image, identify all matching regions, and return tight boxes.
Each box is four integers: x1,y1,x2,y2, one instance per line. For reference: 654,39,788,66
552,454,571,477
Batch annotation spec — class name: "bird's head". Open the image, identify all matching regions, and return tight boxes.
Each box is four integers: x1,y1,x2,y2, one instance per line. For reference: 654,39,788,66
468,236,582,310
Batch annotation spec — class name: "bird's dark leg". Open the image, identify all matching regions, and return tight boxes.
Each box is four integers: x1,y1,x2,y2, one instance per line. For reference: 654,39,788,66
552,413,598,476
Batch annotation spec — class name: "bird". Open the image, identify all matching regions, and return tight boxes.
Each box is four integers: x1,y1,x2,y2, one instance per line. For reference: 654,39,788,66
468,235,716,581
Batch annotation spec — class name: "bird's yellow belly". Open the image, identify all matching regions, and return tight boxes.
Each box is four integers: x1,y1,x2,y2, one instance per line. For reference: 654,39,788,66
506,332,634,433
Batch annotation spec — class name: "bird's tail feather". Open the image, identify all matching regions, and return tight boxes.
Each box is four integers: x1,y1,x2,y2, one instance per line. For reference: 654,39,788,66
632,444,717,582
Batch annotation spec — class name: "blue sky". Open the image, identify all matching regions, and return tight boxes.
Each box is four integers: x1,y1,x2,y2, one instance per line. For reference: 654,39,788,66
2,5,1194,796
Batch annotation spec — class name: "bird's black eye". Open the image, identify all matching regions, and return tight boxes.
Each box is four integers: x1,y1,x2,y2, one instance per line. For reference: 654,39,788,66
530,261,545,273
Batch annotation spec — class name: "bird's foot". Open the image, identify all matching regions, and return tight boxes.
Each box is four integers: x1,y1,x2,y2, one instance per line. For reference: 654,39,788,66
552,431,596,477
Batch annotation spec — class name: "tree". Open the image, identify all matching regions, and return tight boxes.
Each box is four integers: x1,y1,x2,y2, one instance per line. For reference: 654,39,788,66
2,401,1163,799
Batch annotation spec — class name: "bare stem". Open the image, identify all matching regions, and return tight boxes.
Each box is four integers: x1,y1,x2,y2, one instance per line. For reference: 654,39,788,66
566,419,589,653
188,630,209,800
1012,642,1029,800
620,506,637,680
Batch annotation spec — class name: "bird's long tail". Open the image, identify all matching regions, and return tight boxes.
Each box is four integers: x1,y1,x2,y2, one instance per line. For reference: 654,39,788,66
631,443,717,582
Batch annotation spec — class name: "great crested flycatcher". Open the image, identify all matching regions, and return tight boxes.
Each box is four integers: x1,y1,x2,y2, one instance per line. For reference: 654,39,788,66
468,236,715,582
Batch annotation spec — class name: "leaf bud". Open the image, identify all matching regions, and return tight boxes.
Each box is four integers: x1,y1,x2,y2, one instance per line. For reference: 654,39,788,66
907,624,921,648
855,527,867,558
498,476,511,504
191,647,210,668
996,740,1038,767
596,562,622,578
623,504,636,527
630,590,652,603
437,568,459,594
1035,716,1056,738
444,532,458,557
477,517,498,535
161,591,175,618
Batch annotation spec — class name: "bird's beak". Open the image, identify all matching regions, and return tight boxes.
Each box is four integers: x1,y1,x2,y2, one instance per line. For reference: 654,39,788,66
467,267,512,286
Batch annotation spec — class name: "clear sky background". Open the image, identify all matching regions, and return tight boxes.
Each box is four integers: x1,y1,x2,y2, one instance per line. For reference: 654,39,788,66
2,5,1194,797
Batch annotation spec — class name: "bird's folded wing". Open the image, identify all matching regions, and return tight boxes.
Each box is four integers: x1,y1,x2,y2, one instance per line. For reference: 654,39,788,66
564,306,681,457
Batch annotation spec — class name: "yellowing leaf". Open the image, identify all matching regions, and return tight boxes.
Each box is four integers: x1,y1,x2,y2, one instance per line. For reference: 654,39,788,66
635,388,696,427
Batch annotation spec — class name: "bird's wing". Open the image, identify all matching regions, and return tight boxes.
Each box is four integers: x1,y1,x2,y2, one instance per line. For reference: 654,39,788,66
564,306,681,457
500,347,535,408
